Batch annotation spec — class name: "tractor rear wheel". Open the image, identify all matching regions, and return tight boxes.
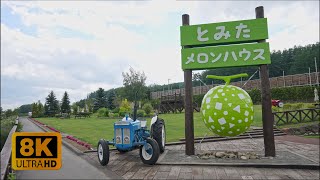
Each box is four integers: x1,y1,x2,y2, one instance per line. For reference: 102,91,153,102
151,118,166,153
97,139,109,166
139,138,160,165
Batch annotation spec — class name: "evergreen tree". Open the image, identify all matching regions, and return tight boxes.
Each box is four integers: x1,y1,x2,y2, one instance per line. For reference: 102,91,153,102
61,91,71,113
37,100,44,117
45,91,59,116
93,88,107,112
44,104,48,116
107,89,116,110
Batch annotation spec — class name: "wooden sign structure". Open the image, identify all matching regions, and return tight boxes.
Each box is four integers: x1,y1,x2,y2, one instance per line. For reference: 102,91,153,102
181,6,275,156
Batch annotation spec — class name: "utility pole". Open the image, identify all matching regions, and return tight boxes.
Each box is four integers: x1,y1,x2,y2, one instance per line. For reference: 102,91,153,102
315,57,319,86
182,14,195,155
283,71,285,87
256,6,276,157
309,67,312,86
168,79,171,91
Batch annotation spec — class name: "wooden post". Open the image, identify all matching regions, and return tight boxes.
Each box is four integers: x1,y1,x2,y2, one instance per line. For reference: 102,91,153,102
256,6,276,157
182,14,195,155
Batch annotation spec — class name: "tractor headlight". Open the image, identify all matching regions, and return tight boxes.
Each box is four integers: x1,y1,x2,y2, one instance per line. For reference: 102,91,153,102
116,136,121,144
123,136,130,144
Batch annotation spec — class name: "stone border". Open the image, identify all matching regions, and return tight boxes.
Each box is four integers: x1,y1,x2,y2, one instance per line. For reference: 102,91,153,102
157,150,319,170
281,123,319,136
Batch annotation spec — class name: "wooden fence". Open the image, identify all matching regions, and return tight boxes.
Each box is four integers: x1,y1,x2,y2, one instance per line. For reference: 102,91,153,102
273,108,320,126
151,72,320,99
1,118,19,180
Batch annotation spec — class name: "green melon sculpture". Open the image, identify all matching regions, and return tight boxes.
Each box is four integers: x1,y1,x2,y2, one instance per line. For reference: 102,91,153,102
201,73,254,137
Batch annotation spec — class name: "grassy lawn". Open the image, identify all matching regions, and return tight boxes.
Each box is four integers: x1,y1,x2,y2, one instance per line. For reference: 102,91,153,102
36,105,263,147
303,135,320,138
276,121,320,129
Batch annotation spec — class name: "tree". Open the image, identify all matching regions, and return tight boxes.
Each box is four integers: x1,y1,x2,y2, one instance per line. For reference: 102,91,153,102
32,103,38,117
85,99,93,112
45,91,59,116
122,68,147,120
0,107,3,119
5,109,13,118
119,99,132,117
37,100,44,117
93,88,107,112
44,104,48,116
142,103,153,115
107,89,116,110
32,101,44,118
13,108,19,116
19,104,32,114
71,103,78,115
61,91,71,114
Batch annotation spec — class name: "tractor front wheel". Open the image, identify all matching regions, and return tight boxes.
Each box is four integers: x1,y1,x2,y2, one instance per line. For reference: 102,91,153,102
97,139,109,166
139,138,160,165
151,118,166,153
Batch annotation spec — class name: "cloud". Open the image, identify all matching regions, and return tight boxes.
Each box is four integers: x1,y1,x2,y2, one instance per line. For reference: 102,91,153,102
1,1,319,110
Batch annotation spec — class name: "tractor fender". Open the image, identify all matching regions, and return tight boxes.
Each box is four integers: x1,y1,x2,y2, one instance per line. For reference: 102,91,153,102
150,115,158,129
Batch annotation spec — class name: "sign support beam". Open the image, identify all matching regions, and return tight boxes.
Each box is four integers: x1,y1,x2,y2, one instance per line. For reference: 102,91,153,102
182,14,195,155
256,6,276,157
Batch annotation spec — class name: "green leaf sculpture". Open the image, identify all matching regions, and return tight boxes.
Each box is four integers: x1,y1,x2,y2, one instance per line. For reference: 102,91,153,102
201,73,254,137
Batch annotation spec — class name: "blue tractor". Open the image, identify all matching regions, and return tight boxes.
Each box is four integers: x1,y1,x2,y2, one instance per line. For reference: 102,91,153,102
97,115,166,165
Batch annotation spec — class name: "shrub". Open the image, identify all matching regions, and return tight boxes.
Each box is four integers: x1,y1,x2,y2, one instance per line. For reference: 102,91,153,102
283,104,292,111
112,107,120,113
271,106,279,112
142,103,153,115
150,99,160,109
291,103,304,110
97,108,109,117
1,116,23,150
137,109,145,117
306,104,316,109
119,111,127,117
113,113,120,117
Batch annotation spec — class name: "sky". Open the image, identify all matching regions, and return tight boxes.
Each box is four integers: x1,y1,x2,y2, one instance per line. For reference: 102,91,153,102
1,0,319,110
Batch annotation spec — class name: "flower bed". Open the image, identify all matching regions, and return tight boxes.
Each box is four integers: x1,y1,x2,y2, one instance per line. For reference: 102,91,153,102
66,135,91,149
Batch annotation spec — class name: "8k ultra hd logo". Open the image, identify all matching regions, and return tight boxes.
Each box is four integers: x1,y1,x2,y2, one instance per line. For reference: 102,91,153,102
12,132,62,170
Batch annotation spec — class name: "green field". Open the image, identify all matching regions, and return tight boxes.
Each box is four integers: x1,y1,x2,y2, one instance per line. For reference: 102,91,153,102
277,121,320,129
303,135,320,138
36,105,263,147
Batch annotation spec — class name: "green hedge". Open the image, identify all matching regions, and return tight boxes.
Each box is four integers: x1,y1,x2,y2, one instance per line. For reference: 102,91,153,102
248,88,261,104
248,86,319,104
